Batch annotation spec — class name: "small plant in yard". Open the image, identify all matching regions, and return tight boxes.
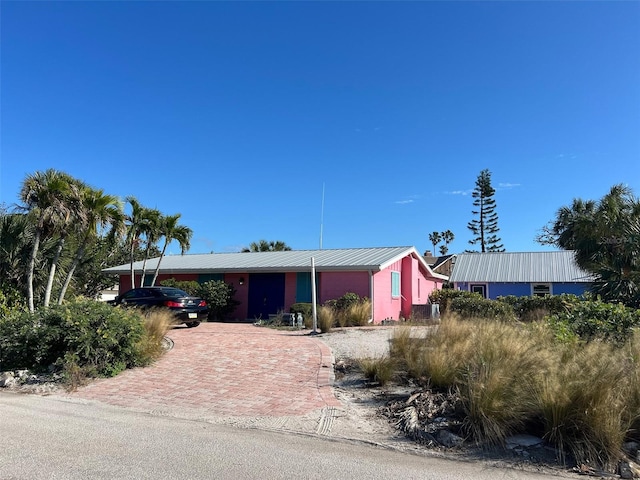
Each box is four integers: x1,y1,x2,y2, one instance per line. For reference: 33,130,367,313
327,292,370,327
344,300,371,326
317,305,335,333
358,355,396,386
137,308,173,364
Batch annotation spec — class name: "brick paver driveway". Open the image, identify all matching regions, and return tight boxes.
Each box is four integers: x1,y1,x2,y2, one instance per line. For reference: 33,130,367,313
69,323,340,417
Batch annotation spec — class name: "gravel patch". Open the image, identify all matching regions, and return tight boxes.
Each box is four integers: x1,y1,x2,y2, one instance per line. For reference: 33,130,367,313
314,325,397,360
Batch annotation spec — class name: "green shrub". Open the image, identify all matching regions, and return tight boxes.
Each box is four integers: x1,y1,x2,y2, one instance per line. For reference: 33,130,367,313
498,294,580,322
0,298,154,378
0,284,27,317
334,292,362,311
546,298,640,344
159,278,201,295
428,289,479,316
0,309,41,371
449,295,516,321
196,280,239,321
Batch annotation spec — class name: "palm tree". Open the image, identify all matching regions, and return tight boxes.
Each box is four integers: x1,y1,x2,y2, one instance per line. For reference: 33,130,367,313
19,169,77,312
437,230,455,255
124,197,155,289
41,176,86,307
241,239,292,252
57,187,124,304
150,213,193,286
428,232,441,256
544,184,640,306
0,211,34,294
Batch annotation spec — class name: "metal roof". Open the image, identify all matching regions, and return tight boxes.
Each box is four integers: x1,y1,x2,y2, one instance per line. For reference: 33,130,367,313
104,246,447,278
449,251,594,283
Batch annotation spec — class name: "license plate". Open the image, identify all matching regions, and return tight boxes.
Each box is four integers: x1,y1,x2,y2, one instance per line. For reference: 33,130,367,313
188,313,197,319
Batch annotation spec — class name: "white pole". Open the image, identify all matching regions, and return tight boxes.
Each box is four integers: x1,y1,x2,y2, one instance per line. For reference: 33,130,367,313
319,183,325,250
311,256,318,334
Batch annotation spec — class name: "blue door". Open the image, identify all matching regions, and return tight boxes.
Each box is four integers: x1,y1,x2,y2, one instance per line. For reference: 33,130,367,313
247,273,286,321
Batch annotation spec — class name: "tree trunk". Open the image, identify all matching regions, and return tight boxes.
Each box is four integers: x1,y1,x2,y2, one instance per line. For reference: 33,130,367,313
26,229,42,313
44,237,66,308
150,242,169,286
58,240,87,305
129,241,137,290
140,246,151,287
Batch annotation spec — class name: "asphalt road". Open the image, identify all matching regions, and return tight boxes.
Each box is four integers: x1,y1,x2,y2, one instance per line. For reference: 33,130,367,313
0,392,578,480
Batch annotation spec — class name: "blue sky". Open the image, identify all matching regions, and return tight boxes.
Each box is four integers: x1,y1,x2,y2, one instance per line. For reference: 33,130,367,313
2,1,639,256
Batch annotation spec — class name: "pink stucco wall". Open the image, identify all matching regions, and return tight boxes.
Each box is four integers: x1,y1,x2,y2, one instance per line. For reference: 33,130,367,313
318,271,370,303
372,257,442,323
224,273,248,320
284,272,297,312
373,261,403,322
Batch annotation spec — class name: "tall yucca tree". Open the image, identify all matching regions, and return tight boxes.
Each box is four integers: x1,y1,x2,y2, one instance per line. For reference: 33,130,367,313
19,169,78,312
57,187,124,304
150,213,193,286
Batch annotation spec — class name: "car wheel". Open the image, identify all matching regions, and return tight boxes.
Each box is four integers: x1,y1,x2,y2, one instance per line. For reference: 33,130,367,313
186,321,200,328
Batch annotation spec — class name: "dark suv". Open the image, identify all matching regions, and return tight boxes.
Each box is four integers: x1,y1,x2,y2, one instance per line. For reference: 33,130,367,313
112,286,209,328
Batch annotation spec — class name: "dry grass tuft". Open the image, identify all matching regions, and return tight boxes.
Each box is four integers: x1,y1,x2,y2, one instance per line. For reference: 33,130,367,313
344,300,372,326
317,305,336,333
358,355,396,386
137,309,173,363
387,316,640,468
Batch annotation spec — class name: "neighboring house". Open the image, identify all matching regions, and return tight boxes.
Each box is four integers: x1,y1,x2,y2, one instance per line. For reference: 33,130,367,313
449,251,593,299
423,254,456,277
103,246,448,323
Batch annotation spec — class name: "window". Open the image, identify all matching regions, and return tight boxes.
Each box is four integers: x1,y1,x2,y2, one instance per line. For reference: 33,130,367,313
391,271,400,297
470,284,487,298
532,284,551,297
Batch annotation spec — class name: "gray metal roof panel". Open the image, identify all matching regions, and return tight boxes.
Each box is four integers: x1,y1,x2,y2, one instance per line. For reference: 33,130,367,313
449,251,594,283
103,246,438,275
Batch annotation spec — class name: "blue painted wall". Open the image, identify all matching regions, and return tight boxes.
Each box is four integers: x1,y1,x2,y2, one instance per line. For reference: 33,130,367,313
455,282,590,299
553,283,590,296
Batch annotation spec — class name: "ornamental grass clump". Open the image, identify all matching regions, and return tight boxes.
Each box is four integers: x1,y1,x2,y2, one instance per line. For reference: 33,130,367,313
317,305,336,333
457,319,552,447
358,355,396,386
535,333,640,470
137,308,173,364
388,314,640,471
344,300,371,327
